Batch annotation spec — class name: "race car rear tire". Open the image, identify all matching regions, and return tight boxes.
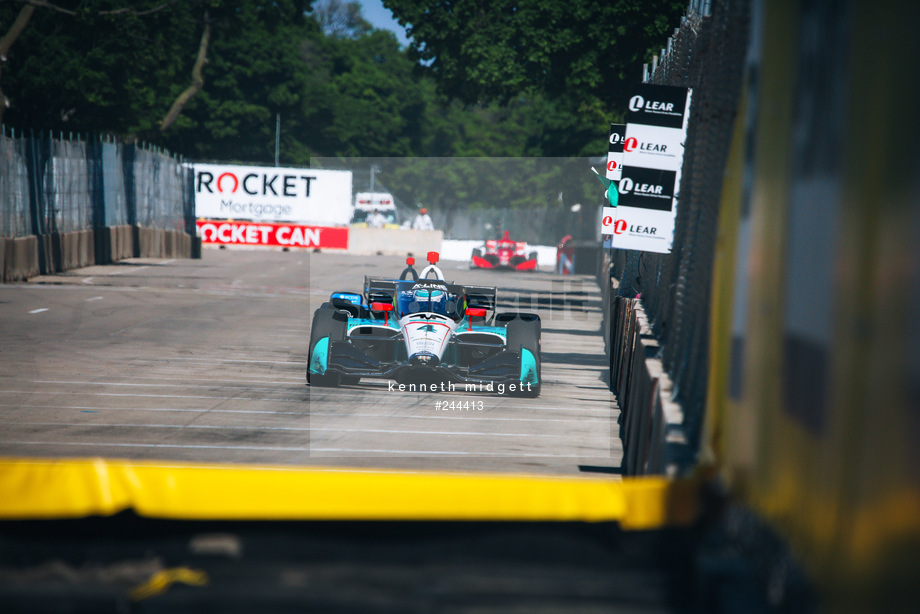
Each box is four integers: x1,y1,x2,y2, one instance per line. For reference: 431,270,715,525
308,308,347,387
505,318,541,397
496,312,541,345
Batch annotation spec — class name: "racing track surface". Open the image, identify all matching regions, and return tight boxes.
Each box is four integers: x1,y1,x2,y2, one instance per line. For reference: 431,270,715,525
0,249,621,476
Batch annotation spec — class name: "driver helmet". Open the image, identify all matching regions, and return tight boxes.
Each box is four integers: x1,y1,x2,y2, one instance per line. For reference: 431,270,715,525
412,286,446,314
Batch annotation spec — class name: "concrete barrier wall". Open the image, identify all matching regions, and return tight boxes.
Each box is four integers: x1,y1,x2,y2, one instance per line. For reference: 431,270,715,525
137,227,162,259
142,227,160,258
1,226,194,283
109,225,134,261
135,226,193,260
347,227,443,257
1,235,40,282
60,230,96,270
608,294,688,477
61,232,78,270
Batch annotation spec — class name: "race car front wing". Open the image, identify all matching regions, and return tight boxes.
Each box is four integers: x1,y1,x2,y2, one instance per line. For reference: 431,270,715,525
325,339,534,388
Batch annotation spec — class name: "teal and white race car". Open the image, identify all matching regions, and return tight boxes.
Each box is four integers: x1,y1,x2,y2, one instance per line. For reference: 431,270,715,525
308,252,541,397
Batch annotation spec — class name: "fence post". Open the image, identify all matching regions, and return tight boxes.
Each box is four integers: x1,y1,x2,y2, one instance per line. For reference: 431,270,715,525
25,130,49,274
122,142,139,257
91,133,110,264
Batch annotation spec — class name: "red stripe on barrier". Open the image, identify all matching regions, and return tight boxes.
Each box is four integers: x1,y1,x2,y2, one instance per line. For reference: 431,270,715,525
196,220,348,249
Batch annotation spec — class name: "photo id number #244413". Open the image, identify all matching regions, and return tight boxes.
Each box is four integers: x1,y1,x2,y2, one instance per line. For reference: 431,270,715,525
435,400,483,411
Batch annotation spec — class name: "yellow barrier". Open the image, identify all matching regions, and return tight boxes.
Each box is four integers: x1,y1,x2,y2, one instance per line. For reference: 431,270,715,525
704,0,920,607
0,457,698,531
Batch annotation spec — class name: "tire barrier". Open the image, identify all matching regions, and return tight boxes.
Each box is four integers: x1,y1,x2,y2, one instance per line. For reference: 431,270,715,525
607,293,688,477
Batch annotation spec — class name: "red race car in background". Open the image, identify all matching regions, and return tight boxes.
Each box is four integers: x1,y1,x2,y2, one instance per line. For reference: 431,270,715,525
470,231,539,271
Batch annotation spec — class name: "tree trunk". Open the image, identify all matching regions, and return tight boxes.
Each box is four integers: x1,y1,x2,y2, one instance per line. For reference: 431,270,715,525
159,11,210,132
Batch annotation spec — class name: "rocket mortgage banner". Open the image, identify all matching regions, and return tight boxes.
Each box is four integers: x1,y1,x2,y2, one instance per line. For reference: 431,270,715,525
193,164,353,226
196,220,349,250
613,84,692,254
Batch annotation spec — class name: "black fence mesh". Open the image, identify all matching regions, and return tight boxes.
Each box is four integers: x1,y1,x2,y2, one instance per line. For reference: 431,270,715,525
608,2,750,461
134,146,195,233
48,139,95,233
0,134,30,238
0,130,193,239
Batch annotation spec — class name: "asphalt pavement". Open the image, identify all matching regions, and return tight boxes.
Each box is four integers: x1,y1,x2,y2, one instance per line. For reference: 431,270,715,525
0,248,621,476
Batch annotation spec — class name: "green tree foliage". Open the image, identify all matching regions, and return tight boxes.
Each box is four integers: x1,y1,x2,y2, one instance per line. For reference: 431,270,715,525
384,0,687,154
0,0,684,163
158,0,319,163
314,0,372,39
385,0,685,105
0,0,207,135
0,0,492,161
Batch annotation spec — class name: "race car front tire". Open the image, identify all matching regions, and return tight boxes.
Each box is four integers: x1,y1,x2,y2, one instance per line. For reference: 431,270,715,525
470,248,483,269
308,307,347,387
505,318,541,397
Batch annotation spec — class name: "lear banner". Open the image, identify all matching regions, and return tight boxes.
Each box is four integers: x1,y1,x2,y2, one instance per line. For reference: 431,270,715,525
194,163,353,226
613,84,692,253
600,123,625,237
605,123,625,182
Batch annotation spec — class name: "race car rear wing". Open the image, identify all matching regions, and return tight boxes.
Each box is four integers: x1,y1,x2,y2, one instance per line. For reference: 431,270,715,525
462,285,497,311
364,276,398,304
363,276,497,312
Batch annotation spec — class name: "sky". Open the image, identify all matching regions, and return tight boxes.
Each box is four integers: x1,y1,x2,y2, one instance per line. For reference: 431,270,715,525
355,0,410,46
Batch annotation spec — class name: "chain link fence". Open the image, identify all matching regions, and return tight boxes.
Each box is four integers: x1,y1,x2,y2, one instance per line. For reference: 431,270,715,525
317,157,601,245
0,129,194,240
132,146,196,233
608,1,750,468
0,133,30,238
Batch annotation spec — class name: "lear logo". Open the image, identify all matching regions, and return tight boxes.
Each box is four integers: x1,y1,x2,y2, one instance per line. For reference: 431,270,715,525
609,132,622,145
606,160,619,172
618,177,664,195
629,94,676,113
625,138,668,154
602,216,627,234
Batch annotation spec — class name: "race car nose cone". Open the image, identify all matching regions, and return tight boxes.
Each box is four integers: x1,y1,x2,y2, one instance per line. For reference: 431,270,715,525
409,352,440,367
